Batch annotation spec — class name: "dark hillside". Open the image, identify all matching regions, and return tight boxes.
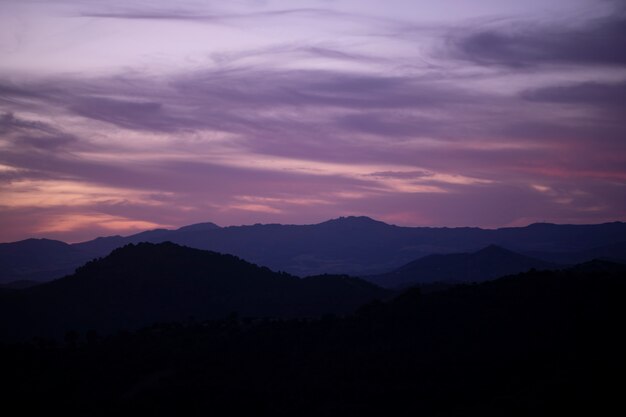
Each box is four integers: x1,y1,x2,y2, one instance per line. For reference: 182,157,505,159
367,244,558,288
2,261,624,416
0,242,387,340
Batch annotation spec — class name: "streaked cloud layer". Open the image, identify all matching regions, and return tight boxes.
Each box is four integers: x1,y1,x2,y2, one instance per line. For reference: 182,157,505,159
1,0,625,242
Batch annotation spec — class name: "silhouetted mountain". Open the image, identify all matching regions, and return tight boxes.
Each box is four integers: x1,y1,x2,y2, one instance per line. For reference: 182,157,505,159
0,242,387,341
176,222,220,232
2,217,626,282
367,244,559,288
3,260,625,416
318,215,390,228
528,240,626,265
70,235,127,258
0,238,92,283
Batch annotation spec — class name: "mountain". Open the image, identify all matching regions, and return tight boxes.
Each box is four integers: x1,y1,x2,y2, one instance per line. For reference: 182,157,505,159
0,242,388,341
72,216,410,277
175,222,220,232
2,217,626,283
366,245,559,288
65,224,219,258
0,238,92,283
527,240,626,265
3,260,625,417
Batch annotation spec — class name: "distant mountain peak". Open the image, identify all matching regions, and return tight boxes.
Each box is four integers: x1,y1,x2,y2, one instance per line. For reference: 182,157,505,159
93,235,123,240
476,244,514,255
322,216,388,226
3,238,70,248
177,222,220,232
19,238,64,244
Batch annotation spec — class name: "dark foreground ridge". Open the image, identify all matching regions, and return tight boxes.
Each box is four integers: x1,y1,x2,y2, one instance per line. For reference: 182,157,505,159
0,242,387,341
2,260,625,416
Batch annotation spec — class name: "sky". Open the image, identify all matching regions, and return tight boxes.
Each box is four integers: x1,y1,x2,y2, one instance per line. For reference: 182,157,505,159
1,0,625,242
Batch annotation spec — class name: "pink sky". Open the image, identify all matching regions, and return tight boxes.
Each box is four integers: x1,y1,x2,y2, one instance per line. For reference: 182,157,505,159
1,0,625,242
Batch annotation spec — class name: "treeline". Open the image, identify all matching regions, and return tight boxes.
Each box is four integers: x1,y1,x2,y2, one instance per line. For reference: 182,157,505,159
2,262,625,416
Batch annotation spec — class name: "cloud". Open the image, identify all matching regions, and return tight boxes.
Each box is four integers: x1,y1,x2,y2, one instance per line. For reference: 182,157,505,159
521,80,626,107
0,66,484,145
2,63,624,188
0,112,79,151
210,43,387,68
448,14,626,68
80,8,338,22
0,112,56,135
1,1,625,242
368,170,432,179
69,97,199,133
170,68,477,113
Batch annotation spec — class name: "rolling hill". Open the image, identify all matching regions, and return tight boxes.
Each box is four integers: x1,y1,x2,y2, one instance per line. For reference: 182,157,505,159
0,242,388,341
366,244,559,288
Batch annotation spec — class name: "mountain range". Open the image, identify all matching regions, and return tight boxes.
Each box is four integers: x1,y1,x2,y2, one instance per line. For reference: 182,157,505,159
2,216,625,283
2,227,625,414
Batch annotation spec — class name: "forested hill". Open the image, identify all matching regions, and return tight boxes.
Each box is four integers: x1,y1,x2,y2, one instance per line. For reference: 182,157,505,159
2,260,625,416
0,242,387,341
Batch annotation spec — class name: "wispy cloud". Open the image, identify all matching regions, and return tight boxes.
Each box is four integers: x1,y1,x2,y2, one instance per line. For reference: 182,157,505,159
0,0,624,241
447,14,626,67
521,80,626,107
79,7,340,22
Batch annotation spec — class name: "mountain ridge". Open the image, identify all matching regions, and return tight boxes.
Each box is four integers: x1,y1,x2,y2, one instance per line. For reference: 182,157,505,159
2,217,625,283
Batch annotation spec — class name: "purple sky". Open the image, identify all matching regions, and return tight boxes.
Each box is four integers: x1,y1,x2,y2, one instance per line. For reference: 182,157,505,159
1,0,625,242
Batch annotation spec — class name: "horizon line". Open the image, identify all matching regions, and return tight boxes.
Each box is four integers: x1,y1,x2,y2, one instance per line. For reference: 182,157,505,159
3,216,624,245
